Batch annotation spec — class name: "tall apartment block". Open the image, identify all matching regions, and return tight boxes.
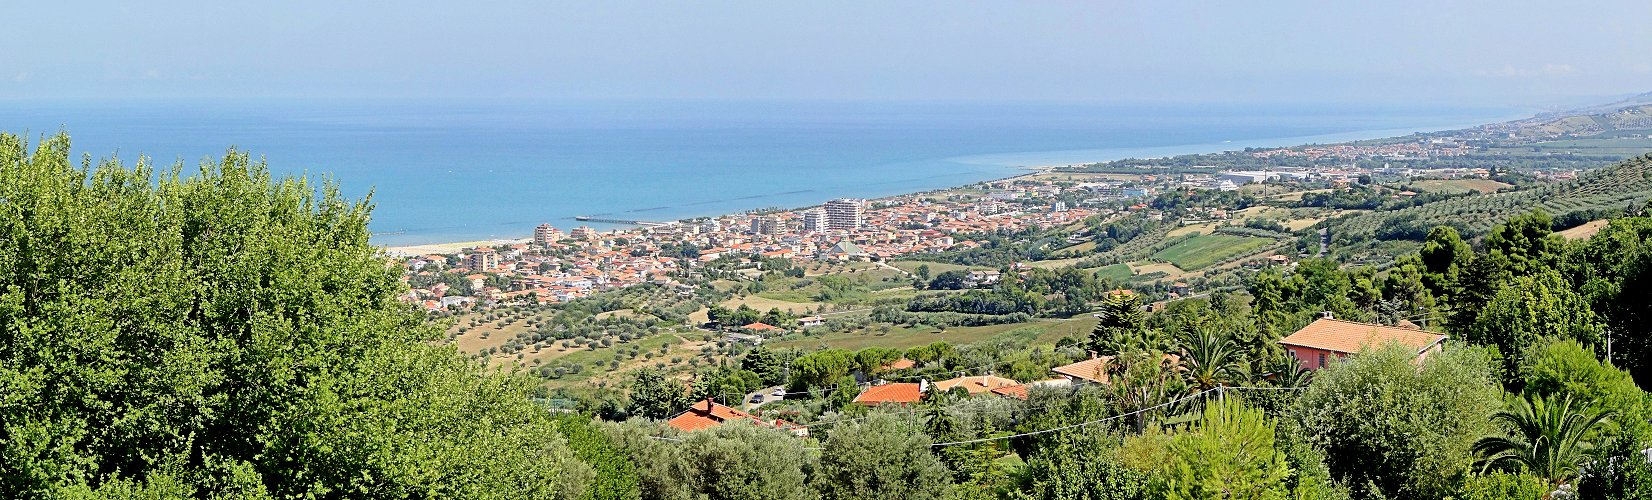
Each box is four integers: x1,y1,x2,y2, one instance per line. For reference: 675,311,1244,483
824,198,863,230
750,215,779,235
801,209,826,233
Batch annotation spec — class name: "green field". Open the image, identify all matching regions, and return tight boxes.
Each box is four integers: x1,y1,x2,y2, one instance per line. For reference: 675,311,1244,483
1407,179,1511,195
1093,263,1134,282
890,261,989,274
766,317,1096,352
1150,234,1274,270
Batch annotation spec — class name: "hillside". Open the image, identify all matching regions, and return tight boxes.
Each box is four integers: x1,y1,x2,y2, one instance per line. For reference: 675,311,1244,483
1492,93,1652,138
1327,153,1652,244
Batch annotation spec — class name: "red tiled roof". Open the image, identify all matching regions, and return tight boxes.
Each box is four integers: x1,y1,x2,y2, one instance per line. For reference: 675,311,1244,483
1052,357,1113,384
742,322,780,331
1280,318,1447,355
934,375,1020,395
666,399,763,432
991,384,1029,400
882,358,916,371
853,383,923,405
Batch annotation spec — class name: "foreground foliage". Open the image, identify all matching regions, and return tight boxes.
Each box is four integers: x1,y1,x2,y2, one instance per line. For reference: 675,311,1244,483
0,133,587,497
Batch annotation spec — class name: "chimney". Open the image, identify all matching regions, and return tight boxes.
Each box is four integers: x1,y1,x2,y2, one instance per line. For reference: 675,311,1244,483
1320,311,1334,320
919,379,929,393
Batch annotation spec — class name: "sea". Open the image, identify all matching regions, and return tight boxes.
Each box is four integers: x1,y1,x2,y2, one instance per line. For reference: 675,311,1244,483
0,99,1526,246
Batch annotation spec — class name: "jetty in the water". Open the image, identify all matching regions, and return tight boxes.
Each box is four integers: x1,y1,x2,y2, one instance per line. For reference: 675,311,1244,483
574,216,670,227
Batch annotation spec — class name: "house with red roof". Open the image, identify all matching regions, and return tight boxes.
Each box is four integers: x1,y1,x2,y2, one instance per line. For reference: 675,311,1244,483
880,358,916,372
933,375,1020,395
1051,356,1113,385
666,399,808,437
1279,315,1447,370
853,381,926,406
990,384,1029,400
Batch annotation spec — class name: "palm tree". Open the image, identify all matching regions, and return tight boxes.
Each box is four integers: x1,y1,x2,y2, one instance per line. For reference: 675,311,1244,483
1181,325,1247,391
1260,350,1311,388
1475,393,1616,488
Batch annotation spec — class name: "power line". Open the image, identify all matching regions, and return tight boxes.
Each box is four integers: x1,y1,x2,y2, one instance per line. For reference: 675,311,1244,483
928,388,1214,447
926,385,1306,447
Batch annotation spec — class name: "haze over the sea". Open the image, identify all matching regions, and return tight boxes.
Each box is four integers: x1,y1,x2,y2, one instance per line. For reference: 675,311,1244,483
0,99,1524,245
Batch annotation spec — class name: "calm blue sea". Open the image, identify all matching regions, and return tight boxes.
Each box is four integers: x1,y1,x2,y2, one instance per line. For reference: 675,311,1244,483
0,99,1524,245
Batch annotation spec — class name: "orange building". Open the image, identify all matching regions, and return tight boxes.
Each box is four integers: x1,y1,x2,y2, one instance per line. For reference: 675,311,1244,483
1279,317,1447,370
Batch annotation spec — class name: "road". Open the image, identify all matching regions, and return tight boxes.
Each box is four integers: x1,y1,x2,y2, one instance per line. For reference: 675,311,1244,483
743,385,787,410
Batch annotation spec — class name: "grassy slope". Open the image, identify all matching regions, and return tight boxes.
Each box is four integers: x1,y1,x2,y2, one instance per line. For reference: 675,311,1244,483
1150,234,1274,270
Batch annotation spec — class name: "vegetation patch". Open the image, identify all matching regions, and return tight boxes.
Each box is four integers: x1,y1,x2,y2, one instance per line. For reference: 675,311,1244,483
1150,234,1274,270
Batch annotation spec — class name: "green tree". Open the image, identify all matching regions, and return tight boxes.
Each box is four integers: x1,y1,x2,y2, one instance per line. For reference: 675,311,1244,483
1181,326,1247,391
1379,255,1438,325
0,134,589,498
1294,345,1503,499
1565,215,1652,384
1476,393,1615,489
629,370,690,419
553,415,642,500
788,348,854,391
1457,472,1548,500
1014,426,1150,500
1575,435,1652,499
1151,399,1293,499
604,420,813,500
1468,270,1605,380
1089,291,1148,356
1418,225,1472,300
1520,339,1650,441
1481,210,1565,278
815,413,951,500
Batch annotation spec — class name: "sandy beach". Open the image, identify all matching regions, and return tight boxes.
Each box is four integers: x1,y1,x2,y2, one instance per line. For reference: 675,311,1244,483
383,238,531,257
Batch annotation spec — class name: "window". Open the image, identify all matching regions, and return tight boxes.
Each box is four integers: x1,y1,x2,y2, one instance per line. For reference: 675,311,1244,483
1318,353,1327,367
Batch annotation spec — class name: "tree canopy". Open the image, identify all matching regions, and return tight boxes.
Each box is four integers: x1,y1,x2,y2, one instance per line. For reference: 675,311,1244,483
0,133,588,497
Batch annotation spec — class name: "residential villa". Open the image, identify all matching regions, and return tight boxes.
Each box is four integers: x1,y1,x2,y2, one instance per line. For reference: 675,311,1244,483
933,375,1020,395
1279,316,1447,370
1051,356,1112,385
853,381,926,406
666,398,807,437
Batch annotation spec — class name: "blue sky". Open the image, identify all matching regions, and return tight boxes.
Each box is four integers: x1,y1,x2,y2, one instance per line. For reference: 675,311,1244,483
4,1,1649,104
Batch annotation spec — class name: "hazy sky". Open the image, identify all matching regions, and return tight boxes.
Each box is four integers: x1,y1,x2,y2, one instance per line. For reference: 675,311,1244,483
4,1,1649,104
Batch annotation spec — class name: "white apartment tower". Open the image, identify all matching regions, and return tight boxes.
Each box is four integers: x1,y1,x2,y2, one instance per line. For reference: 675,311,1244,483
801,209,827,233
823,198,863,230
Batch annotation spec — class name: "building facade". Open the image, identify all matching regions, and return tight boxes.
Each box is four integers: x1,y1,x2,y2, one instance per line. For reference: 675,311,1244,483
824,198,863,230
801,209,826,232
465,248,498,271
750,215,779,235
533,223,562,247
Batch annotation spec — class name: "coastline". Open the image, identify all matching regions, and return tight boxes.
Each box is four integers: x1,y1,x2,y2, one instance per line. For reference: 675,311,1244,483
379,112,1528,254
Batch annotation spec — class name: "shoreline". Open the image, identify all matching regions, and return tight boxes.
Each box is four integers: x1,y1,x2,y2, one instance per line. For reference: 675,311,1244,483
379,113,1529,253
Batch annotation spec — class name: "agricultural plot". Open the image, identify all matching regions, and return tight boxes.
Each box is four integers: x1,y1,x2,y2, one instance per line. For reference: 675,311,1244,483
1093,263,1134,282
1407,179,1511,194
1558,219,1610,240
1150,234,1275,271
1330,154,1652,242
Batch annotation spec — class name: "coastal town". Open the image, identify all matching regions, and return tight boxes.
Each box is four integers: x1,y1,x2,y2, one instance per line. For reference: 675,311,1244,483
393,159,1525,313
393,101,1652,316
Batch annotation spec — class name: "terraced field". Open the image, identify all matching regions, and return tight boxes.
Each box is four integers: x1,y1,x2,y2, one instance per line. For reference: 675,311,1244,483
1331,153,1652,242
